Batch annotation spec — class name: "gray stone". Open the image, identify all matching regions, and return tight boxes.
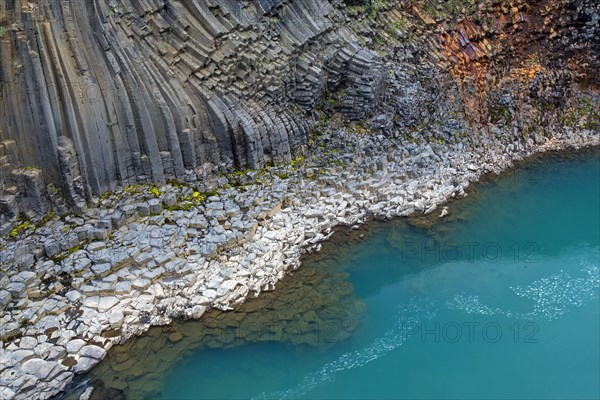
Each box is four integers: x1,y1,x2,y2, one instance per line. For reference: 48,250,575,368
189,217,208,229
132,278,151,290
108,311,124,328
206,201,224,210
134,252,153,267
203,289,217,300
17,271,36,285
44,240,61,258
91,263,111,275
19,336,38,349
65,290,83,303
34,342,54,359
79,387,94,400
47,346,67,361
148,199,162,214
78,345,107,360
20,358,62,380
0,387,16,399
163,193,177,207
115,281,132,294
192,305,206,319
11,373,38,393
74,257,92,272
110,212,125,229
96,219,111,230
6,282,25,296
72,356,97,374
0,290,11,307
12,349,35,363
15,252,35,269
66,339,86,354
96,296,119,312
93,229,109,240
137,203,150,216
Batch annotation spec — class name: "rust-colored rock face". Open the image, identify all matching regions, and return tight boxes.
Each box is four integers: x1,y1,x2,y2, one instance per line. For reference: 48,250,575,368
425,0,599,123
0,0,598,227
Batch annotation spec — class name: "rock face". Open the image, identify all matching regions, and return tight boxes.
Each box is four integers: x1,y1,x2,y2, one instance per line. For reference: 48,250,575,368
0,0,388,219
0,0,598,226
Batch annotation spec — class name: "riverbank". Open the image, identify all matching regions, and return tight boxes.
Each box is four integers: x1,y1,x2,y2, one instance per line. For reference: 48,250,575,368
0,127,598,399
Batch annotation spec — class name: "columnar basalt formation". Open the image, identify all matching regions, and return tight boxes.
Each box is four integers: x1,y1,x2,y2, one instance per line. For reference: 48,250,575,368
0,0,388,229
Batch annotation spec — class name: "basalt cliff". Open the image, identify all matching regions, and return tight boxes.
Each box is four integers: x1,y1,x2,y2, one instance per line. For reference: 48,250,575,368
1,0,598,229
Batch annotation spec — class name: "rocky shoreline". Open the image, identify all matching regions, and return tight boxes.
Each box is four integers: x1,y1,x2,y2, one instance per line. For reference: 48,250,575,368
0,127,598,400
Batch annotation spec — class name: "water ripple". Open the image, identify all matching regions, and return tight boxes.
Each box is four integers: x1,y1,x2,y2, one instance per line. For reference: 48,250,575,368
447,257,600,321
257,257,599,399
253,299,438,400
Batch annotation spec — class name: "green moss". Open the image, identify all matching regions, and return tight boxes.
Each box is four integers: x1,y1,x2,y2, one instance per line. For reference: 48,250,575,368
369,0,385,18
148,185,161,198
123,184,145,196
6,213,33,239
392,16,409,32
46,183,59,196
164,202,194,212
191,191,206,201
422,0,479,21
98,190,113,202
290,154,304,171
561,97,598,129
347,4,367,15
230,168,253,178
164,189,219,211
256,163,272,178
50,245,82,263
0,330,22,342
166,179,187,188
349,123,373,135
36,211,57,229
8,220,31,239
4,210,57,240
488,104,511,125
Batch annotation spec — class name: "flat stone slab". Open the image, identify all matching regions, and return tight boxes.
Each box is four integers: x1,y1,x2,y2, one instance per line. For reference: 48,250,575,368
78,345,107,360
66,339,86,354
20,359,62,381
72,356,97,374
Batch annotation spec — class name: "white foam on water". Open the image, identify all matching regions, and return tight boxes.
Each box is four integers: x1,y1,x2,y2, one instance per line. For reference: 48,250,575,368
446,257,600,321
445,294,505,316
252,299,439,400
257,254,599,399
513,262,599,320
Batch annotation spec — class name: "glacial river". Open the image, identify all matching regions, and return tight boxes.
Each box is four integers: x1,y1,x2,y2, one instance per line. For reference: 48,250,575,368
78,149,599,399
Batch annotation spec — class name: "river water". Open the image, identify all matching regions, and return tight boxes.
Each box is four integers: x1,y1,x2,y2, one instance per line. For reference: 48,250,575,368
80,149,600,400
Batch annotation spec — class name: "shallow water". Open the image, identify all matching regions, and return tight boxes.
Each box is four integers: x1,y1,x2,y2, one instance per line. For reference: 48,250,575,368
84,149,600,400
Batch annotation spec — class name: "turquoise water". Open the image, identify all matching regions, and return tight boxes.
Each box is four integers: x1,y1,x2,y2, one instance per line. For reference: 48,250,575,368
86,150,600,399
